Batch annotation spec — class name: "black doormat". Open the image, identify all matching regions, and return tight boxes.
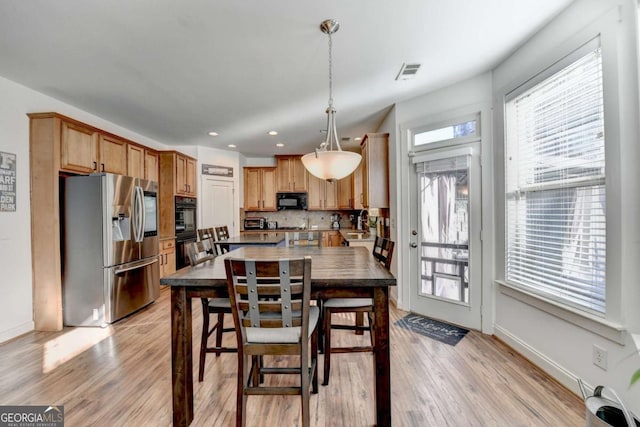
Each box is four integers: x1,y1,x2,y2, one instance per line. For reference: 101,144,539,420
395,313,468,346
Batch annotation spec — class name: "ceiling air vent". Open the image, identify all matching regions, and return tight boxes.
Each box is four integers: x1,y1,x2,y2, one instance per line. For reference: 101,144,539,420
396,63,421,80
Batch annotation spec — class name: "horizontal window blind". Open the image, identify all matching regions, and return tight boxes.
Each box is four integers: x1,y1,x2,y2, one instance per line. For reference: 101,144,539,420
505,46,606,314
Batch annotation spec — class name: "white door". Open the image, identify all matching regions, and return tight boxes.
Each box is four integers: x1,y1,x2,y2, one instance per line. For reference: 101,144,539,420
409,144,482,330
201,177,235,236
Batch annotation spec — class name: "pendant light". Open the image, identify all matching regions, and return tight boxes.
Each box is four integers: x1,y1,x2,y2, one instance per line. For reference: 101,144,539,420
301,19,361,182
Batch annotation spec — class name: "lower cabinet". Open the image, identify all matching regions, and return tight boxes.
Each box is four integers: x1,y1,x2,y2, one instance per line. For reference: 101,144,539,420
322,231,343,247
159,239,176,278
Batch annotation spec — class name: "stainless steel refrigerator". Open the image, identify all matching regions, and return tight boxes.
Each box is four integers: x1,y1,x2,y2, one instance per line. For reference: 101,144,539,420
62,173,160,326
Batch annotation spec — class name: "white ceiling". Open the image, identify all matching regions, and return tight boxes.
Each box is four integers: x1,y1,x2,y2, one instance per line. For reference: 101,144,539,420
0,0,573,156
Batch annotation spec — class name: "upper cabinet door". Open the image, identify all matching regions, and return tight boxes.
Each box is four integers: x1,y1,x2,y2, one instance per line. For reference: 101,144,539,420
185,158,197,196
244,168,262,211
60,121,98,173
276,156,308,192
144,150,159,182
260,168,277,211
127,144,145,179
99,135,127,175
337,175,353,209
176,155,188,195
290,156,308,192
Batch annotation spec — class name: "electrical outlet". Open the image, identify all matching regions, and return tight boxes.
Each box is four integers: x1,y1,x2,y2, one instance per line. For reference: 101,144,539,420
593,344,608,370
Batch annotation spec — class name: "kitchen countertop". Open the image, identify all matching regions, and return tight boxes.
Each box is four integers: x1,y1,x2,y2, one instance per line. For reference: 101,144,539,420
339,229,377,242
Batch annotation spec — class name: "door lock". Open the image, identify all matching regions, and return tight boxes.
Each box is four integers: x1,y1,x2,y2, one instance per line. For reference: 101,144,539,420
411,230,418,236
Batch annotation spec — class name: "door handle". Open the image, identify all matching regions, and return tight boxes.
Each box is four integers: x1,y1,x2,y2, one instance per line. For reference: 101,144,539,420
410,242,418,248
114,258,158,274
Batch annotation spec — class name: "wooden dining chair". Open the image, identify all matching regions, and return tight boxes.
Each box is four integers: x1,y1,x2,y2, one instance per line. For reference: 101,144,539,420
285,231,322,247
215,225,230,254
197,227,217,256
185,241,236,382
225,256,318,427
321,236,394,386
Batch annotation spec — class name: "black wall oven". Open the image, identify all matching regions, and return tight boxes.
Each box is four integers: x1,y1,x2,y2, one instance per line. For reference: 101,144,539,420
175,196,197,270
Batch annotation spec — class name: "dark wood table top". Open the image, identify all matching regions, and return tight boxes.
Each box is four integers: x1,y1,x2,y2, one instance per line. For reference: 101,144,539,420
160,246,396,288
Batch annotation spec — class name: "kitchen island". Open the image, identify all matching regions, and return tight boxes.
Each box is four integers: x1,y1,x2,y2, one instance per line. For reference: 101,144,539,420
225,232,286,250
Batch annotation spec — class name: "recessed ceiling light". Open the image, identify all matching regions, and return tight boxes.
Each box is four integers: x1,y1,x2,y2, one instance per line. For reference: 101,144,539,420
354,137,362,141
208,131,219,136
268,130,278,136
227,144,237,148
276,143,285,148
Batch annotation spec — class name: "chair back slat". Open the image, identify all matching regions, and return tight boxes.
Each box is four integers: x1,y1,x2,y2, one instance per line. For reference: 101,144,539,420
215,226,230,241
197,227,217,256
186,241,215,266
372,236,395,270
225,257,312,336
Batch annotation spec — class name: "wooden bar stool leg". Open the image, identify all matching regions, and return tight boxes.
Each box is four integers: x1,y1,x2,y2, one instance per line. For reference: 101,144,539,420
199,298,210,382
323,307,332,386
215,312,224,356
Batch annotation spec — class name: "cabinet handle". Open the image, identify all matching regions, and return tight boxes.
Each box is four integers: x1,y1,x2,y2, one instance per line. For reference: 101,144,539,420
101,163,105,172
160,254,163,266
165,254,168,264
93,161,97,171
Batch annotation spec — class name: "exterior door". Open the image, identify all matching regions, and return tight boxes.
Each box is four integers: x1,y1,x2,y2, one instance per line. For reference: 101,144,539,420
409,145,482,330
201,177,235,237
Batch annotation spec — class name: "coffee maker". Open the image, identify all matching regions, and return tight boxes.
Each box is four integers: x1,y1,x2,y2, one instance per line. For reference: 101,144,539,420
331,213,341,229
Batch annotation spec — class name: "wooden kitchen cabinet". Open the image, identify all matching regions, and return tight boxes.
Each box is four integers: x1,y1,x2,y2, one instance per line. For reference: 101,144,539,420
127,144,145,179
276,155,308,192
337,174,353,209
361,133,389,208
159,151,196,197
244,167,277,211
129,145,159,182
98,134,128,175
352,160,365,210
308,174,338,210
144,150,159,182
159,239,176,278
175,154,197,196
60,121,127,175
322,230,343,247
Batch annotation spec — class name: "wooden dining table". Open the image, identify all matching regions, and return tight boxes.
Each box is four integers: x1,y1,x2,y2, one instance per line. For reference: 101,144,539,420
160,245,396,427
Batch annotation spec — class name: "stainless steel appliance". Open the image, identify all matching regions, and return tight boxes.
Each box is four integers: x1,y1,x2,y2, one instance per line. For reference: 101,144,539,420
331,213,341,229
266,220,278,230
276,192,308,210
62,173,160,326
174,196,197,270
175,196,197,235
244,217,266,230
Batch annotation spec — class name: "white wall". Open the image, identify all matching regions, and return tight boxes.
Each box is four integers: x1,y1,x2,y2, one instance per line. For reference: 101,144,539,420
0,75,175,343
492,0,640,411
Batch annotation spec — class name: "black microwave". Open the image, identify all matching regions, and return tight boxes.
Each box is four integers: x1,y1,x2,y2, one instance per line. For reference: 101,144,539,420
277,192,308,210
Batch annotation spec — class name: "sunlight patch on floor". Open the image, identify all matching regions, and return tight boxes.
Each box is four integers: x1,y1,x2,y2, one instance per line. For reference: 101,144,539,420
42,327,114,373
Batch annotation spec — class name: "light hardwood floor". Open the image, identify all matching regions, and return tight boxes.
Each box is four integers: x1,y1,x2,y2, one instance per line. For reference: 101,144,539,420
0,287,584,426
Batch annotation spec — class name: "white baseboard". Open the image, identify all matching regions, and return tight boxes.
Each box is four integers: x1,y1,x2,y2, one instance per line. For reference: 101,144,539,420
0,321,34,344
493,324,584,397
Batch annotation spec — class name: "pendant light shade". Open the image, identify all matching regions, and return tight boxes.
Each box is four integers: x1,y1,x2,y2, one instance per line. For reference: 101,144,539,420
301,149,362,182
302,19,361,182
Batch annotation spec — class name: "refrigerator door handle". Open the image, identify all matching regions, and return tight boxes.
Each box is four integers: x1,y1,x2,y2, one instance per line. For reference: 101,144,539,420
114,257,158,275
132,186,145,243
139,186,146,241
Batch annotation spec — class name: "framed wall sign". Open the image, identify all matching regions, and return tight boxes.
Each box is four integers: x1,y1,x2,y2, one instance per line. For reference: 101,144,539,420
0,151,16,212
202,164,233,177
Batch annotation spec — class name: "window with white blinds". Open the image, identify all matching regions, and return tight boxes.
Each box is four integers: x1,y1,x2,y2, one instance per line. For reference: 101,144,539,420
505,43,606,315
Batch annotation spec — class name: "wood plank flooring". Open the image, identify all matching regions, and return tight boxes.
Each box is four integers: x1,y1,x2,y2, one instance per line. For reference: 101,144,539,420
0,287,584,426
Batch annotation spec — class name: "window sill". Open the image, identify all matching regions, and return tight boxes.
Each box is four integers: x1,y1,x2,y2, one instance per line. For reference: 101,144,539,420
496,280,627,345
